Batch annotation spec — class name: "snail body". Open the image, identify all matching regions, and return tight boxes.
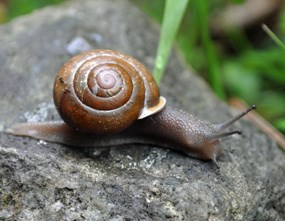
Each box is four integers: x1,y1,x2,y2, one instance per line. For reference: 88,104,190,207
6,49,255,167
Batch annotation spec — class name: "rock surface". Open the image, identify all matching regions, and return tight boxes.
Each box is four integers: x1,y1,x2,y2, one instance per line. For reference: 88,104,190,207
0,0,284,220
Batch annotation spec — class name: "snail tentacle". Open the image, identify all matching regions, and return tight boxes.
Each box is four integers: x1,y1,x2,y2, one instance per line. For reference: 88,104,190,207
5,49,256,167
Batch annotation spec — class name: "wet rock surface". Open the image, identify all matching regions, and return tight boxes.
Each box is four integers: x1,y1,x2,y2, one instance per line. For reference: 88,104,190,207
0,0,284,220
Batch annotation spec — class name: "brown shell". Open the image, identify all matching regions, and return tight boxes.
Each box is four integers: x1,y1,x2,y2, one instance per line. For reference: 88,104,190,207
53,49,165,134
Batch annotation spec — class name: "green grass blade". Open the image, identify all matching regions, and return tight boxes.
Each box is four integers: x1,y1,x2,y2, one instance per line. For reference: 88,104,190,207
262,24,285,50
195,0,225,99
153,0,189,84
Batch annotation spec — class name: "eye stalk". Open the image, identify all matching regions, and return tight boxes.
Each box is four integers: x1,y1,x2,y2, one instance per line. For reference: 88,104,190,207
214,105,256,132
4,49,257,168
207,105,256,168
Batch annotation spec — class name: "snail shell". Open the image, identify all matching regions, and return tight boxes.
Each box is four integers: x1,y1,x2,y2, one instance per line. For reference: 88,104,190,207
6,49,256,168
53,49,166,134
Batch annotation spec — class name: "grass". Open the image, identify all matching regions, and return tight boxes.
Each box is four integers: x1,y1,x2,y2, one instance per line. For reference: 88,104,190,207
4,0,65,21
134,0,285,134
153,0,189,84
262,24,285,50
194,0,224,99
3,0,285,134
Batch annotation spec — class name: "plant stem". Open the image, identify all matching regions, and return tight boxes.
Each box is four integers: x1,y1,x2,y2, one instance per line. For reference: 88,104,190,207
262,24,285,50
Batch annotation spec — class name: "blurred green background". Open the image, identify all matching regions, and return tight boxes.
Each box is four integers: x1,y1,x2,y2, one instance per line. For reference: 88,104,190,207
1,0,284,134
0,0,65,21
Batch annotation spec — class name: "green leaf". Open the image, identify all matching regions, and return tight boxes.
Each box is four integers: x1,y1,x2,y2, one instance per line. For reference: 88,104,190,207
275,119,285,133
230,0,245,3
222,62,261,101
153,0,189,84
195,0,225,99
8,0,65,20
240,49,285,84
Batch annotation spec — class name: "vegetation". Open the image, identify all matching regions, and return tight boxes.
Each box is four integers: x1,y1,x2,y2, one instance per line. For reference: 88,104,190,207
133,0,285,134
1,0,285,134
4,0,65,21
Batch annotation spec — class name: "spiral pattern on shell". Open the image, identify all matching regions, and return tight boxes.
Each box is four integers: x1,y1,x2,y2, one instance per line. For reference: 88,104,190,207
53,49,165,134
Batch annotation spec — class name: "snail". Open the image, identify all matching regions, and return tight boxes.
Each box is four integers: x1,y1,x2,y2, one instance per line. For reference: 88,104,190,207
6,49,256,167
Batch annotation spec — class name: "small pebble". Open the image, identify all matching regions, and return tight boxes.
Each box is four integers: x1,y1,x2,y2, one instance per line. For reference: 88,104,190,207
66,37,92,55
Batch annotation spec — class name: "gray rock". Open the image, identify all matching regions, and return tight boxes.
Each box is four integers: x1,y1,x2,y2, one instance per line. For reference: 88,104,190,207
0,0,284,220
